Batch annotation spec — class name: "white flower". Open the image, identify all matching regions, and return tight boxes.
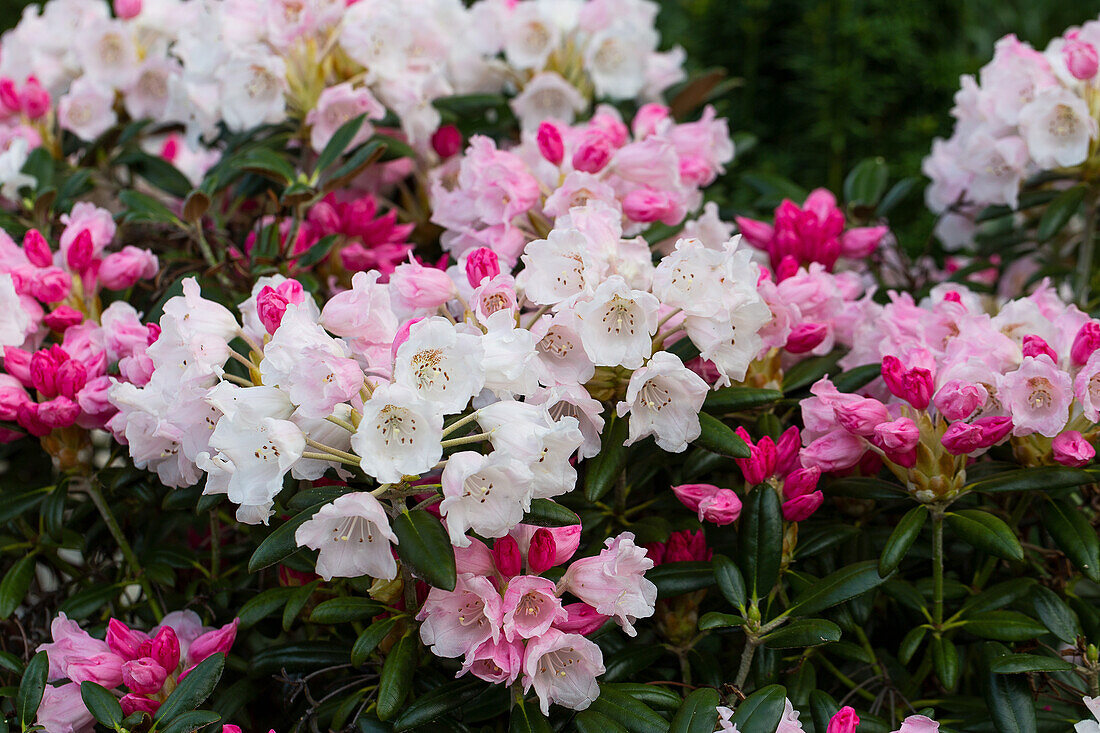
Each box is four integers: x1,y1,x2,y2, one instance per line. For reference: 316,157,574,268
585,25,653,100
219,50,287,131
295,492,399,581
653,237,757,318
292,404,356,481
1019,87,1097,168
575,275,659,369
58,77,118,141
0,273,31,348
393,317,485,414
352,383,443,483
617,350,708,453
1075,696,1100,733
77,19,139,89
477,400,584,498
477,311,540,399
521,629,604,714
528,384,606,460
530,311,596,387
518,226,607,307
509,71,587,129
440,451,534,546
0,138,36,200
684,297,772,387
503,3,560,70
960,130,1028,208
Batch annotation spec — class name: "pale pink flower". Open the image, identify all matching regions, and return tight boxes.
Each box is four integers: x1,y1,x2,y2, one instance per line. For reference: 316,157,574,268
558,532,655,637
501,576,568,641
521,629,604,714
295,492,399,581
996,355,1072,437
417,574,503,661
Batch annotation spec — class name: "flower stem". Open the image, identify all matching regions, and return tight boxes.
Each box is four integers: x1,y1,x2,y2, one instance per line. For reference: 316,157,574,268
86,480,163,620
1077,187,1099,307
440,431,492,449
931,507,945,629
733,637,759,689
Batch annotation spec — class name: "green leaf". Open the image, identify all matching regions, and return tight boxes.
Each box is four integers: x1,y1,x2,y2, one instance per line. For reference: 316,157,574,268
946,509,1023,561
878,505,927,576
844,157,889,206
237,587,296,629
248,502,328,573
713,554,747,611
293,234,338,269
322,140,386,191
698,612,747,630
693,413,751,458
392,677,486,731
310,597,384,624
782,352,841,393
602,645,665,682
119,190,179,225
989,653,1075,674
0,554,35,619
153,653,225,726
964,611,1048,641
315,113,367,173
966,466,1095,495
982,643,1038,733
584,412,630,501
959,579,1035,617
1036,184,1086,242
1040,498,1100,582
831,363,882,394
669,688,720,733
740,484,782,602
393,510,457,591
80,681,124,728
602,684,682,711
117,150,193,198
877,177,918,216
239,148,297,183
159,710,222,733
647,561,714,598
376,631,417,721
282,579,319,631
351,617,399,667
702,387,783,413
898,626,927,665
58,584,121,620
588,685,667,733
509,693,553,733
575,711,629,733
809,690,840,732
788,560,886,617
763,619,841,648
1029,585,1081,645
931,636,960,689
251,643,350,675
729,684,786,732
17,651,48,727
522,499,580,527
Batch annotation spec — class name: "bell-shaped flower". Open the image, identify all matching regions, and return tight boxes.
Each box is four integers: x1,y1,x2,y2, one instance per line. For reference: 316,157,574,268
558,533,656,637
576,276,659,369
417,574,503,661
352,383,444,484
996,355,1072,437
459,638,523,686
440,451,534,547
393,317,485,415
522,629,604,714
617,350,708,453
295,492,399,581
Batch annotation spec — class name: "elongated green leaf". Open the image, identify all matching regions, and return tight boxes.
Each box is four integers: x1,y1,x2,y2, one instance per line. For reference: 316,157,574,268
393,510,456,591
248,502,328,573
392,677,486,731
898,626,927,665
159,710,222,733
239,148,296,183
878,505,927,576
575,711,629,733
740,485,782,602
80,681,124,728
788,560,886,617
352,617,400,667
237,587,296,629
376,632,418,721
964,611,1048,641
315,113,367,173
522,499,580,527
602,645,665,682
729,684,786,732
323,140,385,190
702,387,782,413
966,466,1095,494
783,353,842,393
1029,585,1081,644
809,690,840,732
693,413,750,458
669,688,720,733
0,554,35,619
831,363,882,394
293,234,338,269
763,619,841,649
584,412,630,501
603,683,682,711
946,509,1023,561
509,693,553,733
1041,498,1100,582
282,579,319,631
1036,184,1086,242
877,177,918,216
982,643,1038,733
989,653,1075,674
153,654,225,725
931,636,959,689
959,579,1035,617
713,555,747,612
119,190,179,224
698,612,747,630
309,597,384,624
647,561,714,598
844,157,889,206
17,651,48,727
588,685,667,733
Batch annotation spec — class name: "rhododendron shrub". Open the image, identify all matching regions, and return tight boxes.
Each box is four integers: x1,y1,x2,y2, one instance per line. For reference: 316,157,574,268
0,2,1098,733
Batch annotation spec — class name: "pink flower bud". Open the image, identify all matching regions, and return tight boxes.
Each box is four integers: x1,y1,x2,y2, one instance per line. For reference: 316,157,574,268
37,396,80,428
536,122,564,166
872,417,919,453
65,230,95,274
43,306,83,332
785,322,828,354
973,415,1013,448
187,618,239,665
782,491,824,521
833,396,890,436
223,727,244,733
775,254,800,281
589,110,629,147
1064,39,1099,80
122,658,167,695
20,77,50,119
56,359,87,400
17,401,50,436
0,377,28,421
391,261,456,308
255,286,290,335
98,247,158,290
934,379,987,421
827,706,861,733
527,528,556,575
571,130,612,173
554,603,609,635
774,426,802,476
30,267,71,303
29,348,61,398
465,247,501,289
631,103,670,138
1021,334,1058,362
838,226,887,258
0,79,18,113
3,346,33,386
672,483,742,525
644,541,665,565
881,355,934,410
492,535,522,578
67,653,124,688
1051,430,1094,467
23,229,52,267
622,187,675,224
114,0,142,19
108,618,148,659
119,694,159,717
1071,321,1100,365
942,416,1012,455
664,529,711,563
783,466,821,500
734,427,778,484
734,216,775,249
390,316,425,363
150,626,180,672
430,124,463,158
800,429,866,472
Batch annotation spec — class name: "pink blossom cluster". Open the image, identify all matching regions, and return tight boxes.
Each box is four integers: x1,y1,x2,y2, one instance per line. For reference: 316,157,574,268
715,701,940,733
0,203,159,442
801,281,1100,497
924,24,1100,248
33,610,238,733
431,103,733,264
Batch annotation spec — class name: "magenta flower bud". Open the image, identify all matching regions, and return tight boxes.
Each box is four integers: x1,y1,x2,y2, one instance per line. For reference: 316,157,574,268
734,428,778,484
554,603,609,635
833,396,890,436
3,347,32,386
150,626,180,672
1051,430,1094,467
113,0,142,19
571,130,612,173
838,226,887,258
872,417,920,453
782,491,824,522
187,618,239,665
255,285,290,335
30,267,71,303
43,306,84,332
774,425,802,476
631,103,670,138
775,254,800,281
881,355,934,410
223,726,244,733
934,379,987,421
520,529,555,575
65,230,95,274
56,359,87,400
783,466,821,500
23,229,52,267
734,216,775,249
664,529,710,563
107,618,148,659
98,247,158,290
827,706,861,733
1021,334,1058,362
1071,321,1100,365
974,415,1013,448
941,421,983,455
20,77,50,119
536,121,564,166
785,322,828,354
29,349,61,398
1064,39,1099,80
119,694,159,717
37,396,80,428
0,78,18,113
492,535,522,578
430,124,463,159
672,483,742,525
17,401,50,436
465,247,500,289
122,658,167,695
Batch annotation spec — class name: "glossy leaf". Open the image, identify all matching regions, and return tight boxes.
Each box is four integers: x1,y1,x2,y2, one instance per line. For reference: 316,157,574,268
693,413,751,458
376,632,418,721
739,484,782,601
309,597,384,624
153,653,225,725
713,554,747,611
763,619,841,649
878,505,927,576
729,684,786,732
584,412,630,501
392,678,486,731
80,681,124,728
647,561,715,597
946,509,1023,561
1041,498,1100,582
393,510,457,591
351,616,400,667
787,560,887,617
17,651,48,727
669,688,720,733
0,554,35,619
702,387,783,413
